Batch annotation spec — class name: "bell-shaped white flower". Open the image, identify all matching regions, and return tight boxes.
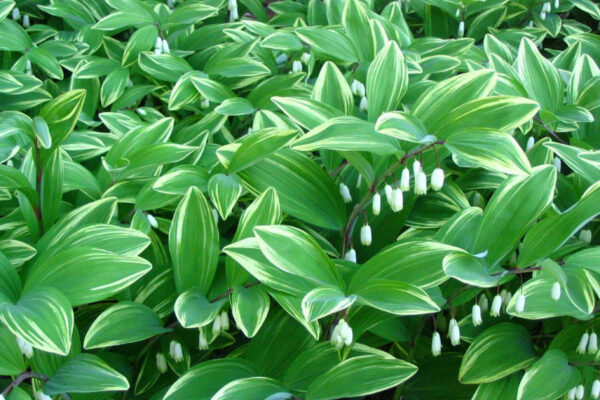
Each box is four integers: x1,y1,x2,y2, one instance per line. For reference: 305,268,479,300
543,2,551,12
275,53,288,64
12,7,20,21
35,392,52,400
359,96,368,112
292,60,302,73
331,319,353,349
339,183,352,203
300,52,311,64
540,10,546,20
156,353,168,373
576,385,585,400
551,281,561,301
414,171,427,195
360,224,372,246
490,294,502,317
568,387,577,400
580,229,592,244
212,208,219,224
147,213,158,228
577,332,590,354
449,318,460,346
17,336,33,359
413,160,421,177
554,0,560,8
526,136,535,151
400,167,410,191
22,14,30,28
25,59,32,75
479,294,489,311
344,248,357,263
591,379,600,399
391,188,403,212
372,193,381,215
431,168,444,191
589,332,598,354
212,316,222,335
431,331,442,356
153,37,162,55
458,20,465,38
350,79,365,97
472,304,482,326
553,157,561,171
161,38,170,54
169,340,184,362
515,293,526,313
504,291,512,305
201,97,210,109
384,184,393,207
220,311,230,331
199,330,209,350
229,5,239,21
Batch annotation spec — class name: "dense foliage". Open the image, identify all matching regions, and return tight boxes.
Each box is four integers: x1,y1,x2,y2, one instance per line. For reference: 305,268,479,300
1,0,600,398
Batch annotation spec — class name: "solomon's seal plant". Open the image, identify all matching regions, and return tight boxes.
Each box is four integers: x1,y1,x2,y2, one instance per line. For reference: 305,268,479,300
1,0,600,398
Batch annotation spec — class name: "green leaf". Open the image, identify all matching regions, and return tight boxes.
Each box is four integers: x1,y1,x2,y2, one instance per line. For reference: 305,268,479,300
152,165,209,195
443,251,501,288
0,164,38,206
353,280,440,315
165,2,219,26
122,24,157,67
254,225,344,288
312,61,353,114
0,287,73,356
445,129,532,175
169,187,219,294
40,149,63,229
342,0,375,61
517,350,580,400
84,301,170,349
366,41,407,121
39,89,86,149
0,326,26,375
228,128,296,173
296,27,359,64
28,47,63,80
375,111,432,144
301,285,355,322
208,173,243,220
232,285,270,338
43,354,129,394
215,98,256,116
174,288,225,329
473,165,557,267
138,52,192,82
272,96,344,130
306,355,417,400
25,247,151,306
545,142,600,184
459,323,537,384
32,116,51,149
213,377,289,400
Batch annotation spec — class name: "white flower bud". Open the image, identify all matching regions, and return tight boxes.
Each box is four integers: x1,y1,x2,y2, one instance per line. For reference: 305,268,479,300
592,380,600,399
167,0,176,8
220,311,230,331
161,38,170,54
576,385,585,400
554,0,559,8
543,2,551,12
275,53,288,64
526,136,535,151
351,79,359,96
22,14,30,28
372,193,381,215
384,184,393,206
359,96,368,112
147,213,158,228
528,20,534,27
25,59,32,75
228,0,237,10
339,183,352,203
431,168,444,191
360,225,372,246
212,208,219,223
229,5,238,21
199,330,209,350
504,291,512,305
580,229,592,244
551,281,561,301
391,188,403,212
515,293,526,313
568,387,577,400
414,171,427,195
577,332,590,354
448,317,456,335
154,37,162,55
212,316,222,335
400,167,410,191
12,7,20,21
458,20,465,38
35,393,52,400
553,157,561,171
169,340,184,362
450,319,460,346
331,319,353,349
137,108,147,116
201,97,210,109
479,294,489,311
472,304,482,326
431,331,442,356
156,353,168,373
357,81,365,97
455,8,460,17
300,52,311,64
413,160,421,177
540,11,546,20
292,60,302,73
344,248,357,263
490,294,502,317
589,332,598,354
16,336,33,359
